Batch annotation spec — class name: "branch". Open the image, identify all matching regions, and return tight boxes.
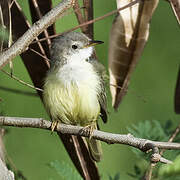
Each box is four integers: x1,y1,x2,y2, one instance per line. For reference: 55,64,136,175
1,116,180,154
1,69,43,92
0,0,75,69
0,159,14,180
0,128,14,180
143,122,180,179
31,0,140,45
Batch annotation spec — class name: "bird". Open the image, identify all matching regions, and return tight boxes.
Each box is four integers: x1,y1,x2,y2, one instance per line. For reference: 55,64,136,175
43,31,107,162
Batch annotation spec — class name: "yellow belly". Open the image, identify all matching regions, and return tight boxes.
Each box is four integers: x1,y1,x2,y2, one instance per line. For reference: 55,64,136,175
43,73,100,126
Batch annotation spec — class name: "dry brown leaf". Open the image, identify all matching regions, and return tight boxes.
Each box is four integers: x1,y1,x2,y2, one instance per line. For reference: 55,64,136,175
109,0,159,109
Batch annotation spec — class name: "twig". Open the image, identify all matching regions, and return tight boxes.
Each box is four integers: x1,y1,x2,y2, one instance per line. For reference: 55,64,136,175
144,123,180,179
0,0,75,69
31,0,140,44
143,163,154,180
29,48,50,62
83,0,93,39
169,0,180,25
8,0,13,77
1,69,43,92
13,0,48,61
0,116,180,154
161,123,180,155
73,0,86,33
31,0,51,47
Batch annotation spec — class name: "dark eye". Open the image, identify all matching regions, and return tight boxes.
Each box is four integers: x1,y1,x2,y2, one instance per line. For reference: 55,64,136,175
72,45,78,49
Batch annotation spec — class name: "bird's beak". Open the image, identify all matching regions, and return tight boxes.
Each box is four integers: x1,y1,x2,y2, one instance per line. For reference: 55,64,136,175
84,40,104,48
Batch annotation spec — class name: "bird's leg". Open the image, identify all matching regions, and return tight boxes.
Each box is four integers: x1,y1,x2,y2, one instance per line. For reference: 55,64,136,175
51,120,59,132
81,121,96,139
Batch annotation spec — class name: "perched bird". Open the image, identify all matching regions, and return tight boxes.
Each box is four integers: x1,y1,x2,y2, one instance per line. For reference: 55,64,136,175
43,31,107,162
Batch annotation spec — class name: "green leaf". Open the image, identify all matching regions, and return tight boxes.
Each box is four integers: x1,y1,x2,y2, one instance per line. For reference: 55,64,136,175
127,120,170,161
159,155,180,177
128,120,169,141
49,160,82,180
108,173,120,180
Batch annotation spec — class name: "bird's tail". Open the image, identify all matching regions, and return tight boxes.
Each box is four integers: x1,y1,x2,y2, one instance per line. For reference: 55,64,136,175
86,137,102,162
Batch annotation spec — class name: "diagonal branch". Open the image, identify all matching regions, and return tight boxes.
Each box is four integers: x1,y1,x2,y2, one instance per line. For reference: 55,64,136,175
0,0,75,69
31,0,140,45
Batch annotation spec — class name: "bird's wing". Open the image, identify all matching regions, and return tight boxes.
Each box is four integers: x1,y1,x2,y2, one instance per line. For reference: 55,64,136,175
89,58,108,123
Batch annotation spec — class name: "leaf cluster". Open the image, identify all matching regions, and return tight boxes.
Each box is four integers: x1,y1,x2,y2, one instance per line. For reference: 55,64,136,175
127,120,180,180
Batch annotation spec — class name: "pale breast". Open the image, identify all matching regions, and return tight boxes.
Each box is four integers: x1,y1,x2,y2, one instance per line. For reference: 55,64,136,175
43,61,101,126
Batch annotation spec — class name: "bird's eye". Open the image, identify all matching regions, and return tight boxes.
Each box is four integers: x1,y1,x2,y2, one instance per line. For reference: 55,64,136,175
72,45,78,49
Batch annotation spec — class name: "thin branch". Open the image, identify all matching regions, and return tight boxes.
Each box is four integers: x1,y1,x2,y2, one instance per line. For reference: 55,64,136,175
83,0,93,39
143,123,180,179
29,47,50,62
169,0,180,25
161,123,180,155
13,0,48,61
73,0,86,33
8,0,13,77
32,0,140,44
31,0,51,47
1,116,180,153
0,0,75,69
1,69,43,92
143,163,154,180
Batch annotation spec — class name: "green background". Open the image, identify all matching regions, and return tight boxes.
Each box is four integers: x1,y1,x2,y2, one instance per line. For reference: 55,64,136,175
0,0,180,179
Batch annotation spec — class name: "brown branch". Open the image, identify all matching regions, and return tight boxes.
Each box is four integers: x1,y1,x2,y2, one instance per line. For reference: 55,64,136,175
31,0,51,47
0,0,75,69
143,123,180,179
83,0,93,39
1,116,180,154
73,0,86,33
29,47,50,62
169,0,180,25
32,0,140,45
160,123,180,155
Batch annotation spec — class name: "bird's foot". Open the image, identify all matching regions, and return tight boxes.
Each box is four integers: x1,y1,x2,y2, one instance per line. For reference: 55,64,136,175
51,121,59,132
81,125,94,139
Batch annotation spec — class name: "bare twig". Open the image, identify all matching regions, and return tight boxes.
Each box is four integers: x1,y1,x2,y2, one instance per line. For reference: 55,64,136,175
1,69,43,92
160,123,180,155
13,0,48,61
0,0,75,69
169,0,180,25
31,0,51,47
0,116,180,154
32,0,140,44
29,48,50,62
83,0,93,39
144,123,180,179
143,163,154,180
73,0,86,33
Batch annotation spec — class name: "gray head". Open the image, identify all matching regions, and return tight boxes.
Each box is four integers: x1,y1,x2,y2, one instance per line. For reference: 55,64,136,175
50,32,103,68
50,32,92,67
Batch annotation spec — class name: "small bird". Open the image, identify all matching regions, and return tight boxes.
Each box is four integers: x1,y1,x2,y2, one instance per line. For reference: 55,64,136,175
43,31,107,162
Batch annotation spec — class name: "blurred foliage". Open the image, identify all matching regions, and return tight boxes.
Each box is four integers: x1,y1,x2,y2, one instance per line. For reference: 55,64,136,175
0,0,180,180
48,160,82,180
0,25,9,42
159,155,180,178
108,173,120,180
48,160,121,180
127,120,170,160
127,120,180,179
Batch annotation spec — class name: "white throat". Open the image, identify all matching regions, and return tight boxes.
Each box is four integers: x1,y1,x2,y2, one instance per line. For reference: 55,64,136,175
68,46,93,63
57,46,97,85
